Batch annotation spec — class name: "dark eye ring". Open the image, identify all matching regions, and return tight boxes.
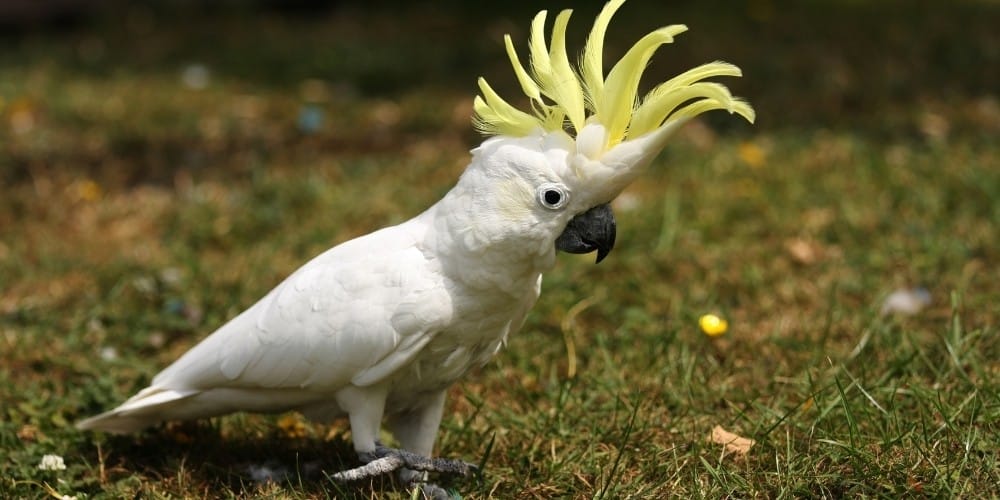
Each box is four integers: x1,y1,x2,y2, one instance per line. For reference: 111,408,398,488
537,183,569,210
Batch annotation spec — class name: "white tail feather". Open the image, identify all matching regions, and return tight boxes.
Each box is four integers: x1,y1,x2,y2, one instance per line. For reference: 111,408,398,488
76,385,337,433
76,387,199,434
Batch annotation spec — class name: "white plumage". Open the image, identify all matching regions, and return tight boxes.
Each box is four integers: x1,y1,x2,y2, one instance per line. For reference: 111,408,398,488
78,136,569,464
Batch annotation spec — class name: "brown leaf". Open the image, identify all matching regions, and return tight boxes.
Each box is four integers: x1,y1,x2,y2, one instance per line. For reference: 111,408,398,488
17,424,41,442
710,425,755,456
784,237,822,265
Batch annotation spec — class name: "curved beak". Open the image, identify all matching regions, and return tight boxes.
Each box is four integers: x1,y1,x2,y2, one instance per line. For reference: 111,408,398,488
555,203,617,263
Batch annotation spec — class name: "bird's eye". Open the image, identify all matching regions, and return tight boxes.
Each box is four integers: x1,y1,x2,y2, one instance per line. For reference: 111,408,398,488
537,183,569,210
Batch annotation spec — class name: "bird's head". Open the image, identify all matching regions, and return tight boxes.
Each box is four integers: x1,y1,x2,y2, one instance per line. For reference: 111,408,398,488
451,0,754,268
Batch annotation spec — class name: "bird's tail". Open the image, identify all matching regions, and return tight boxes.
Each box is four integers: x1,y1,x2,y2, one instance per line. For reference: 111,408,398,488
76,386,200,434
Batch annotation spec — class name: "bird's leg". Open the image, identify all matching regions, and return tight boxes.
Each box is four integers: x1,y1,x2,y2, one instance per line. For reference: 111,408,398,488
388,389,476,499
388,389,477,480
330,384,393,481
332,389,476,498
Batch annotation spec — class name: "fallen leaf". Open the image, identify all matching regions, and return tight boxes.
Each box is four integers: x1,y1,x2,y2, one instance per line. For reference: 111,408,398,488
800,397,814,412
784,237,821,265
710,425,755,457
17,424,41,442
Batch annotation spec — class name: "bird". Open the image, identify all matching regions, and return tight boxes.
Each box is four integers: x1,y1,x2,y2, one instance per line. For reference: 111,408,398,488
76,0,754,496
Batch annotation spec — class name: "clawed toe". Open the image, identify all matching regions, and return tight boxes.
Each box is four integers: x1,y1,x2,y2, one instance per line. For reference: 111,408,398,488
330,445,476,483
380,446,476,477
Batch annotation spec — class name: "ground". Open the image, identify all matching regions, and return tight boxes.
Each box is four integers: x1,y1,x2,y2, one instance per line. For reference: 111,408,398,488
1,1,998,498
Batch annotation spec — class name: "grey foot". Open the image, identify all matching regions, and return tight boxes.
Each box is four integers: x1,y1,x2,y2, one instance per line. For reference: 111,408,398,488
330,445,477,483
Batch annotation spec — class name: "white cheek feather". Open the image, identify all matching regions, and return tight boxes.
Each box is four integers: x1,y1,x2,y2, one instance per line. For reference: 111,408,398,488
494,177,534,222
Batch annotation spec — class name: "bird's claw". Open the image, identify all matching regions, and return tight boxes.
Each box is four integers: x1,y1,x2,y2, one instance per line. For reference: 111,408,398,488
330,445,477,483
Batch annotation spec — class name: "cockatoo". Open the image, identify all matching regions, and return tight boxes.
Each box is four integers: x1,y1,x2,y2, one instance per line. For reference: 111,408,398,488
77,0,754,496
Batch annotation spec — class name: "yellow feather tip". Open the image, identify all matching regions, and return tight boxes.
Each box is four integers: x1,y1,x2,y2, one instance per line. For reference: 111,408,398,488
473,0,754,147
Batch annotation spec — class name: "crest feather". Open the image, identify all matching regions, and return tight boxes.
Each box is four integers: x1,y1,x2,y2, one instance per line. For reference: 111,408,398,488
473,79,538,136
547,10,586,132
581,0,626,108
504,35,542,104
473,0,755,149
600,24,688,147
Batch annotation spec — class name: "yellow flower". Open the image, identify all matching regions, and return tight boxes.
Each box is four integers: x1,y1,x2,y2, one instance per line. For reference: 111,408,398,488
699,314,728,336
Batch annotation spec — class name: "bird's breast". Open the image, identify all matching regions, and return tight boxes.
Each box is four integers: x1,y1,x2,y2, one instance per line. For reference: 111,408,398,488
385,282,538,412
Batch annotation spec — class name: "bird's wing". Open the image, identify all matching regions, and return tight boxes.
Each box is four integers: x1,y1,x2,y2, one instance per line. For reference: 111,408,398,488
151,224,449,393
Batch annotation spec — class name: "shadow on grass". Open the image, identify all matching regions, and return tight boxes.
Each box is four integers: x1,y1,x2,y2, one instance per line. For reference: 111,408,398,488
81,420,425,497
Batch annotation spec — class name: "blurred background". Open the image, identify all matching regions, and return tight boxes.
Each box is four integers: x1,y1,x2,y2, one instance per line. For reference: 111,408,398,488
2,0,997,189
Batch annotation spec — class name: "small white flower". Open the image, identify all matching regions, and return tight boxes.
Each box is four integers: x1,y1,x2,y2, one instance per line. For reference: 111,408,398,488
880,288,932,316
61,495,78,500
37,454,67,471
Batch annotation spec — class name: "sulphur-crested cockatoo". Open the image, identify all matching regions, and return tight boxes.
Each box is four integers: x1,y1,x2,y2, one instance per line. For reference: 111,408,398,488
78,0,753,496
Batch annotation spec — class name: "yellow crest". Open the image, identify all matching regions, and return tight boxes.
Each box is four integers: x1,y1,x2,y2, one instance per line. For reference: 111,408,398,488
473,0,755,150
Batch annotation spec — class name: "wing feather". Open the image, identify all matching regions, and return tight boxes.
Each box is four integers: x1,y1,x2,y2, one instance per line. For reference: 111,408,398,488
151,222,447,396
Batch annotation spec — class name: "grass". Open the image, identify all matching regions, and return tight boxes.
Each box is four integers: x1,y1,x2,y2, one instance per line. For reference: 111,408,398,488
2,0,998,498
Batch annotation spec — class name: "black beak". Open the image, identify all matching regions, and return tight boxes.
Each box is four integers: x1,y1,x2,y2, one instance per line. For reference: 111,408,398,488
555,203,617,263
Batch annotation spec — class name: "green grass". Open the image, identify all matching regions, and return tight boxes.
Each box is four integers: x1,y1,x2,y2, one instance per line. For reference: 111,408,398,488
2,1,998,498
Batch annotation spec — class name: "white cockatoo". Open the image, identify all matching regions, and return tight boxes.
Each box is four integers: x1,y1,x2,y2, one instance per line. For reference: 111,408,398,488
78,0,754,496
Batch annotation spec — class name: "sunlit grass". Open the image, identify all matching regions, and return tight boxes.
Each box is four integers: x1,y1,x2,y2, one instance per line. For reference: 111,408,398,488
2,1,998,499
